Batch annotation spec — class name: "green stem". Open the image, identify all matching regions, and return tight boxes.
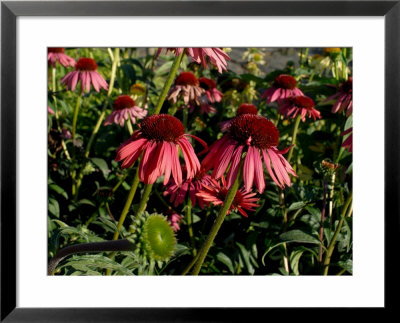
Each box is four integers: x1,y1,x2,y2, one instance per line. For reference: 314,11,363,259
134,184,153,218
148,259,156,275
287,115,302,164
183,107,189,130
191,168,242,275
152,50,184,115
112,166,140,241
72,92,83,142
322,191,352,275
186,197,196,256
84,48,120,159
126,117,134,135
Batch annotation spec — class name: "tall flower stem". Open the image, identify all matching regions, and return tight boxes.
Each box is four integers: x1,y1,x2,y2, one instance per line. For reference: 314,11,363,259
322,191,352,275
84,48,120,159
287,115,302,164
112,166,140,241
186,197,197,256
72,48,120,201
191,168,242,275
50,66,71,160
152,50,184,115
71,92,83,143
134,184,153,218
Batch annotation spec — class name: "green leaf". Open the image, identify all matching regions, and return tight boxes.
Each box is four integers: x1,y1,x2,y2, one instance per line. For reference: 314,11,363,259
60,254,133,275
49,183,68,199
236,242,254,275
216,252,235,274
336,259,353,274
290,249,305,275
48,198,60,218
91,158,110,179
287,201,307,212
279,230,321,245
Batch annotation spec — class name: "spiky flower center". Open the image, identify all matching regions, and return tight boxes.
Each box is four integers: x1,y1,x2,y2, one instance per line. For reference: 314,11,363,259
290,96,315,110
113,95,135,110
229,114,279,149
140,114,185,143
216,187,244,207
199,77,217,90
75,58,98,71
48,48,65,53
237,103,258,116
274,74,297,90
341,77,352,94
175,72,199,86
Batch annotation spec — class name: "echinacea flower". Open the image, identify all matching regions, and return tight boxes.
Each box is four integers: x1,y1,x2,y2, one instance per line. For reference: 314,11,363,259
164,166,214,209
168,72,205,106
157,48,230,73
166,210,183,232
278,95,321,122
325,77,353,116
115,114,207,185
60,57,108,93
219,103,258,132
261,74,304,103
104,95,147,127
202,114,296,193
341,127,353,152
196,177,260,217
48,48,75,68
199,77,223,103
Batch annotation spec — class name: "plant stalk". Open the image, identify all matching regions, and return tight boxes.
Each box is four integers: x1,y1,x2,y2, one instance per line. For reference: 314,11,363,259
287,115,302,164
191,168,242,275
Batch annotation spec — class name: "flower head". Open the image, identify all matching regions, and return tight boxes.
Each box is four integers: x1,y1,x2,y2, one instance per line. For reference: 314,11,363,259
166,210,183,232
261,74,304,103
278,95,321,122
60,57,108,93
157,48,230,73
164,166,214,209
168,72,205,106
219,103,258,132
104,95,147,127
115,114,206,185
203,114,296,193
325,77,352,116
48,48,75,68
196,177,260,217
199,77,223,103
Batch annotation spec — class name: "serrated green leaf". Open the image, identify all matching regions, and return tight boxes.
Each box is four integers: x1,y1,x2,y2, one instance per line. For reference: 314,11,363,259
60,254,133,275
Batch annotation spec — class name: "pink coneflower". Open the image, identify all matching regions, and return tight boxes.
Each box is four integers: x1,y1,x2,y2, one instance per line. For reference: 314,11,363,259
60,57,108,93
115,114,207,185
47,106,55,115
168,72,205,106
261,74,304,103
104,95,147,127
219,103,258,132
48,48,75,68
164,166,214,209
196,177,260,217
157,48,230,73
325,77,353,116
199,77,223,103
341,127,353,152
278,96,321,122
166,210,183,232
202,114,296,193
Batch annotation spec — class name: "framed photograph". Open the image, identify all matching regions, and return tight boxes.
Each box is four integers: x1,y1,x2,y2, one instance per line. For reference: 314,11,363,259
1,0,398,321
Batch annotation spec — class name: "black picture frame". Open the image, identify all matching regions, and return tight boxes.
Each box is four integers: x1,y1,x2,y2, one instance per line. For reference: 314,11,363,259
1,1,399,321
